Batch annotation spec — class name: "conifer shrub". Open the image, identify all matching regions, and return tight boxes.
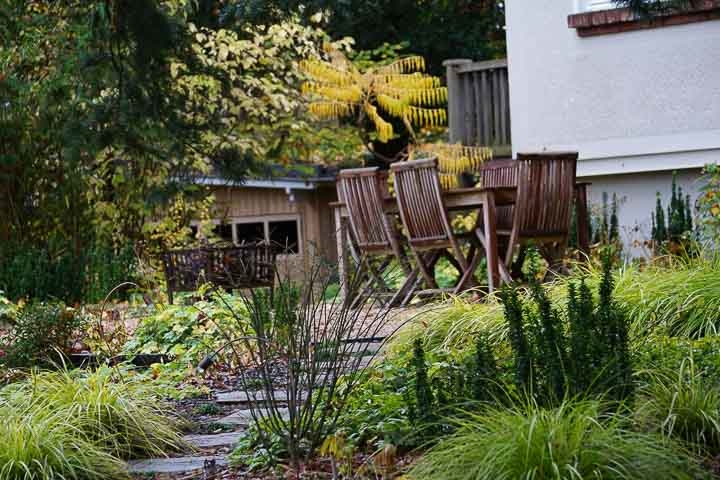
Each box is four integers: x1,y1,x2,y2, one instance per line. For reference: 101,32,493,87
499,249,632,404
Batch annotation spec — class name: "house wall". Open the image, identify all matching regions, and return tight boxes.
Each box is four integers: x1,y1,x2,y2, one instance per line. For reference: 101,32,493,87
585,168,703,257
210,185,339,274
504,0,720,253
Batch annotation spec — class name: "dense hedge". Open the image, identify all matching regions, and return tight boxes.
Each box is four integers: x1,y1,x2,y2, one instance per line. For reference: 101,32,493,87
0,242,136,304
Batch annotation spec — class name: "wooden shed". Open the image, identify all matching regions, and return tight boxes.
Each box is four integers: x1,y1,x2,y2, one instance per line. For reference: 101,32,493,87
196,170,339,274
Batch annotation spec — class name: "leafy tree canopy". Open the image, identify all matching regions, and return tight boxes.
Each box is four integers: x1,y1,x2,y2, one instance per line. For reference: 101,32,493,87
215,0,506,74
0,0,350,252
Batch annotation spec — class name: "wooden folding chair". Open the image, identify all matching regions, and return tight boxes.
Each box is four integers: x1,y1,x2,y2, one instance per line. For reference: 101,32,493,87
336,167,410,304
494,152,578,269
390,158,475,300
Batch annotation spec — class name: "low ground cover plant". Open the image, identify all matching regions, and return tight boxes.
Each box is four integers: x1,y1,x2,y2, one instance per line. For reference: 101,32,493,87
123,293,250,362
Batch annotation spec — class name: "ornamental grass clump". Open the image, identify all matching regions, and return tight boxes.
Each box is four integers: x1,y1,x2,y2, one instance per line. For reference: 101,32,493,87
636,358,720,455
409,400,701,480
0,405,128,480
3,367,187,460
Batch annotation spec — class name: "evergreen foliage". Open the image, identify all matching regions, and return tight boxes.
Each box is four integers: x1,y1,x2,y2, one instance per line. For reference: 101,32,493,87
499,249,632,404
650,172,694,244
411,338,434,423
470,334,499,402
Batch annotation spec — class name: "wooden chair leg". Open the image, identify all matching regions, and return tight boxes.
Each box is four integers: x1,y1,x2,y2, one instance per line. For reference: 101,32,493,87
454,245,485,294
474,227,510,292
410,248,438,290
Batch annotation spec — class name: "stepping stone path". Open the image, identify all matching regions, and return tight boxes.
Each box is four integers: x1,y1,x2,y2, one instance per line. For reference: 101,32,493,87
128,456,227,474
128,338,385,476
216,389,298,404
183,431,246,448
219,407,291,426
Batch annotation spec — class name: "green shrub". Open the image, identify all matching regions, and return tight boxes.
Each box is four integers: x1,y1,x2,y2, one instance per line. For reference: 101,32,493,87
636,359,720,455
0,303,86,368
697,163,720,243
0,241,136,304
499,251,632,403
2,367,187,459
0,406,128,480
409,400,702,480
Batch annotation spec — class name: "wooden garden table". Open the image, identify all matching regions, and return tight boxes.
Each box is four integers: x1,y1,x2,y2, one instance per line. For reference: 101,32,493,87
332,186,517,299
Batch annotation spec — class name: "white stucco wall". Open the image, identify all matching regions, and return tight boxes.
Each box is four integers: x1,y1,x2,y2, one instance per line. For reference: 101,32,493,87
505,0,720,175
586,168,702,256
504,0,720,254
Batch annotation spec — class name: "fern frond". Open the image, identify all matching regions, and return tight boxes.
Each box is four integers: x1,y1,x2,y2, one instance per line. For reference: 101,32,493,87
364,103,394,143
300,60,356,86
308,102,356,119
376,56,426,74
415,143,493,174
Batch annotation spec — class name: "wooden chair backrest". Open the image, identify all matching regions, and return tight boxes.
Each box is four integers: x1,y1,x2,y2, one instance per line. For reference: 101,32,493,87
479,158,518,189
390,158,454,249
337,167,399,254
514,152,578,238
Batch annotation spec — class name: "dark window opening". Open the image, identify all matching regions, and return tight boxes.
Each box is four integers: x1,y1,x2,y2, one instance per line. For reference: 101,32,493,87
213,224,233,242
269,220,299,254
189,225,198,240
236,222,265,245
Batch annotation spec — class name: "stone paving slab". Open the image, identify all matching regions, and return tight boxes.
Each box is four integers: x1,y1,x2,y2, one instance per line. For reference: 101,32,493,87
216,390,306,404
218,407,291,426
128,455,227,474
183,431,246,448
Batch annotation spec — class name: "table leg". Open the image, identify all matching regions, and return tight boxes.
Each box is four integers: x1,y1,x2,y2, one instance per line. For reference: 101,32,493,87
334,207,349,299
575,184,589,255
482,191,500,293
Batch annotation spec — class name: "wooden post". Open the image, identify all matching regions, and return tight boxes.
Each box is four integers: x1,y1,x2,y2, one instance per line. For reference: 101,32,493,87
575,183,591,255
481,190,500,292
334,205,349,299
443,59,472,144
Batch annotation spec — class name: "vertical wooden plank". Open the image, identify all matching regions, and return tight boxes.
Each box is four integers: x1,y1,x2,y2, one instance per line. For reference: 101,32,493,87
503,67,512,147
444,59,472,144
481,71,491,146
473,72,482,146
498,68,508,146
462,72,474,145
492,70,501,146
334,205,348,299
575,183,590,255
481,191,500,292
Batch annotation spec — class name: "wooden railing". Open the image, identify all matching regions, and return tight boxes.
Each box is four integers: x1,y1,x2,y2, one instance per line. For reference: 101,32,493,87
444,58,511,155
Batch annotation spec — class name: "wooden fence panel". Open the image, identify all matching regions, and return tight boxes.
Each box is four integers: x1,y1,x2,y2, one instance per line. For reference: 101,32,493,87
444,58,511,154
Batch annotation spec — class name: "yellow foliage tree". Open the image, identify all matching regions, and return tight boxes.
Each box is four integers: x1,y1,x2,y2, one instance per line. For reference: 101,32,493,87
301,50,447,159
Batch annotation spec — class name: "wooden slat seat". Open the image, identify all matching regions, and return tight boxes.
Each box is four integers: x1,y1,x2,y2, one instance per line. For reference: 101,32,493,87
336,167,410,303
390,158,473,294
495,152,578,267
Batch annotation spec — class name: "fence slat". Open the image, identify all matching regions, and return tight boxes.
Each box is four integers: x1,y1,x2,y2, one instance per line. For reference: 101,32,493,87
445,58,511,151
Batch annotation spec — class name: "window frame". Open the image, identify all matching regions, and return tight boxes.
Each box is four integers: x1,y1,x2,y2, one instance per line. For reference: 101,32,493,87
194,215,303,255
